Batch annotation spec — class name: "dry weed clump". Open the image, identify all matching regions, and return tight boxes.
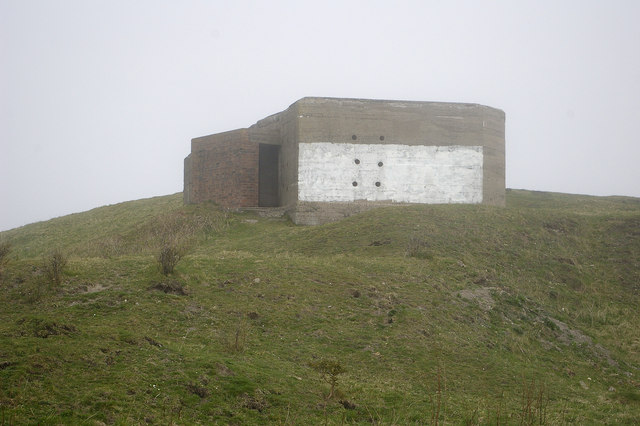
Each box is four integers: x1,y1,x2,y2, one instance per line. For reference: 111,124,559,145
157,245,183,276
84,207,231,258
146,209,230,249
0,241,11,278
405,234,433,259
44,249,67,285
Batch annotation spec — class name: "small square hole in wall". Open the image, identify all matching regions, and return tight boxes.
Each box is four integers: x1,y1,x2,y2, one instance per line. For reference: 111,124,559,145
352,181,358,187
378,161,384,167
380,136,385,141
352,135,357,140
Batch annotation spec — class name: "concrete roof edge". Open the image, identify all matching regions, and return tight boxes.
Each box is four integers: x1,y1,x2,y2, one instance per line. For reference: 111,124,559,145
191,128,248,142
289,96,504,113
244,96,505,133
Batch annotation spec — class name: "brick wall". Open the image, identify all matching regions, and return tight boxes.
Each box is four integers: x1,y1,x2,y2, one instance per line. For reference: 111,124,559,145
185,129,259,207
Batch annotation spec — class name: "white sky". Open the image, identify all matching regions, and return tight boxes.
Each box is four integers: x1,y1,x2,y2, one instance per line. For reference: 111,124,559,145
1,0,639,231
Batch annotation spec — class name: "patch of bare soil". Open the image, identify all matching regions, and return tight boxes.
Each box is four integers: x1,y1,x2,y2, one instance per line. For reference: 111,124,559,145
149,280,188,295
457,287,502,311
546,317,618,367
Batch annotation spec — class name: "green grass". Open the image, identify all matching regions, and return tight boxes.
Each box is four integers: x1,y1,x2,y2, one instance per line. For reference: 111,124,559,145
0,189,639,424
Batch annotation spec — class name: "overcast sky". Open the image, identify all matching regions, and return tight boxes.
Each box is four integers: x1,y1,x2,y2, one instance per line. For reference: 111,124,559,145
1,0,639,231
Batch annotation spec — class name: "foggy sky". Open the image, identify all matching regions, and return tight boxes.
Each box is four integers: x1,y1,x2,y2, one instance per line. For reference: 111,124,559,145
1,0,639,231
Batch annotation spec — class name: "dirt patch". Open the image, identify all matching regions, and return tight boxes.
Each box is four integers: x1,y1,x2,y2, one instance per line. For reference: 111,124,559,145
543,218,576,234
547,317,592,345
546,317,618,367
240,390,269,412
144,336,163,347
216,363,235,377
149,280,188,295
66,282,109,295
17,317,77,338
0,360,16,370
340,399,357,410
84,283,108,293
457,287,501,311
186,383,209,398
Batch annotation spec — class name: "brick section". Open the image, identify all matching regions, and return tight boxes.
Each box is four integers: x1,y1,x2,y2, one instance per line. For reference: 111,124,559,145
185,129,259,207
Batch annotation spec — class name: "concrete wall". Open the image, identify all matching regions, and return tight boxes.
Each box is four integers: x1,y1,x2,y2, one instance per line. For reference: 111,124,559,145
292,97,504,203
288,97,505,224
479,107,505,205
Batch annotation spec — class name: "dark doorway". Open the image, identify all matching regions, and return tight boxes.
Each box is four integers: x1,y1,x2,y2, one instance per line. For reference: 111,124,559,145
259,144,279,207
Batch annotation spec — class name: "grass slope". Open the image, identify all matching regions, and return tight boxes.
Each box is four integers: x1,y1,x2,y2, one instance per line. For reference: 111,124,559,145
0,190,639,424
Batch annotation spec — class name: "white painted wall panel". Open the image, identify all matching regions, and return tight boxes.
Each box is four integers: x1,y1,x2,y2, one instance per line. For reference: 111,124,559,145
298,143,483,203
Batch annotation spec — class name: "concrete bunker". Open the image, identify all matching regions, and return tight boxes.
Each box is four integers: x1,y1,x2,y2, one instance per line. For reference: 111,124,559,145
184,97,505,225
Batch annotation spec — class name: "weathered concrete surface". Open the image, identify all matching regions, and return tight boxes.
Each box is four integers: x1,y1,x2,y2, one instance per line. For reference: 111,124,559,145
298,143,483,203
184,97,505,225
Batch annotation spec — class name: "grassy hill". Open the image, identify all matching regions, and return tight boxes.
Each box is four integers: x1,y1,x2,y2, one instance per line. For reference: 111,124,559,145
0,189,639,424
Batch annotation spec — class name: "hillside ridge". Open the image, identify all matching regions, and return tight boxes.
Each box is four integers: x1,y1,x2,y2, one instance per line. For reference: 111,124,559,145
0,189,638,424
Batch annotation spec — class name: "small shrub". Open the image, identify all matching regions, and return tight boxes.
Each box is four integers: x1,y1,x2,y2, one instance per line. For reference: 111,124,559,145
308,359,346,399
0,241,11,278
224,323,247,353
405,234,432,259
44,249,67,285
157,245,182,276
